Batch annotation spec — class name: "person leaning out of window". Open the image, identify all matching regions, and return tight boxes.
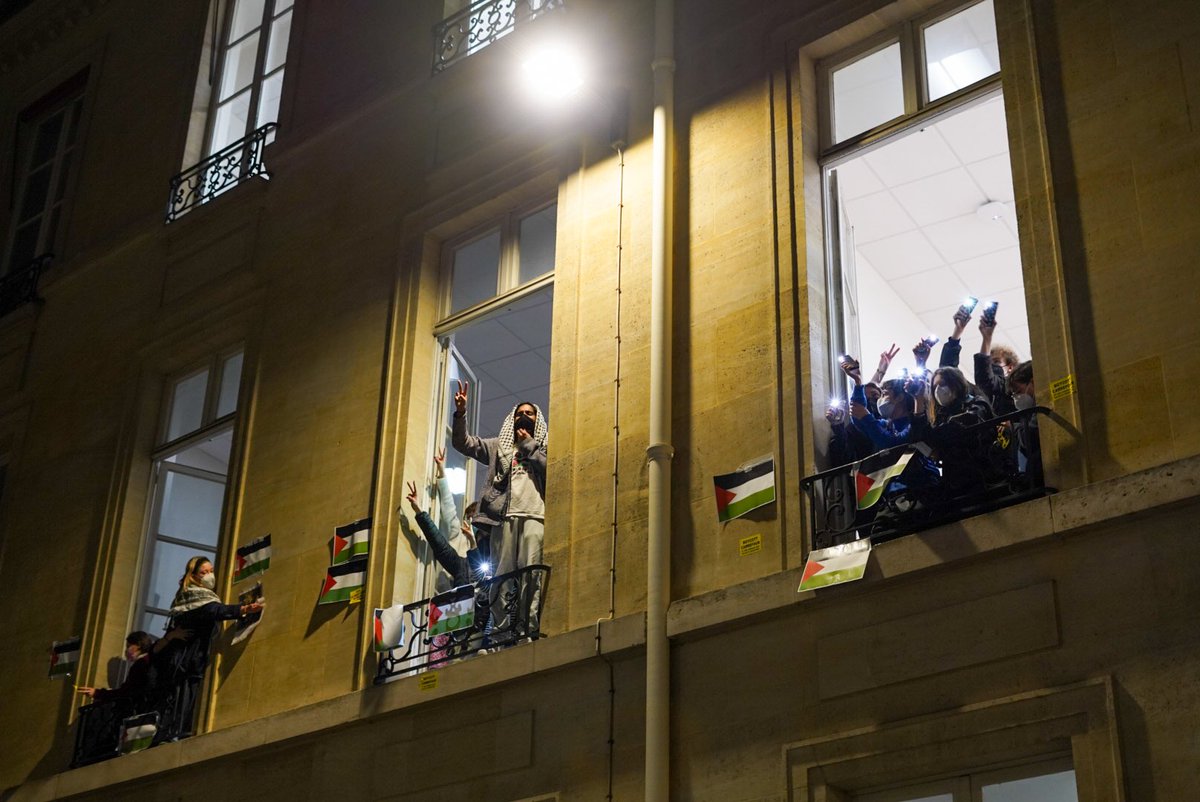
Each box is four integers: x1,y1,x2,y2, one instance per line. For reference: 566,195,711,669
154,556,263,742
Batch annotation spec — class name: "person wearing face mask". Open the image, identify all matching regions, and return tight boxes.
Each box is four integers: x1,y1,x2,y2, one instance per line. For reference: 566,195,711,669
927,367,992,429
976,312,1020,414
452,382,548,642
155,556,264,742
849,378,927,451
76,631,159,707
1006,360,1042,482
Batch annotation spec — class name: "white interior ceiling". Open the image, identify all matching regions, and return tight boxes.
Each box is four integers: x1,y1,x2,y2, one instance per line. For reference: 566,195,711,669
836,92,1030,377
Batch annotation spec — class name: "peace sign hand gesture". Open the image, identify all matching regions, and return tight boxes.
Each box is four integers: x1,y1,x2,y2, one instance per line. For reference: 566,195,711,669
405,480,421,513
453,381,469,415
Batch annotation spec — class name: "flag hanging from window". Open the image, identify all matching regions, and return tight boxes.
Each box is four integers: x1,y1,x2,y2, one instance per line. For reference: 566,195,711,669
234,534,271,583
428,585,475,638
319,561,366,605
374,605,406,652
49,636,81,680
853,452,914,510
332,517,371,565
797,539,871,592
713,456,776,523
120,712,158,755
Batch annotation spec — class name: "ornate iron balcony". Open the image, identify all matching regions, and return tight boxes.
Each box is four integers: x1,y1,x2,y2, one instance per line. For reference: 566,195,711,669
375,563,551,684
165,123,277,223
801,407,1053,550
0,253,50,319
433,0,564,74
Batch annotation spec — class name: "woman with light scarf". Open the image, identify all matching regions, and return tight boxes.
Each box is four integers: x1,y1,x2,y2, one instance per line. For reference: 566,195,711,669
155,556,263,742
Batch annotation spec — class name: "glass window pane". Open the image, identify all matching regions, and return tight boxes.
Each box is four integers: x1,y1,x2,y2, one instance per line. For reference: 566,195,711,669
165,369,209,442
229,0,266,41
54,151,72,202
276,0,294,13
140,610,172,636
265,10,291,73
518,204,557,284
159,470,226,546
216,352,244,418
924,0,1000,102
219,30,261,102
144,540,215,612
31,111,64,168
19,164,52,220
981,770,1077,802
166,429,232,473
211,91,252,153
832,42,904,142
256,70,284,130
66,97,83,145
450,230,501,314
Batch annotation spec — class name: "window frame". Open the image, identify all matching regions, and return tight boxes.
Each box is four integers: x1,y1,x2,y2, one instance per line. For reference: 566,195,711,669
817,0,1001,157
202,0,294,158
2,79,87,277
155,347,244,451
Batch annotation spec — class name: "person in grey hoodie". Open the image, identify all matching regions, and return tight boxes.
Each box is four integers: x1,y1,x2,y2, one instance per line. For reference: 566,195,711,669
452,380,548,640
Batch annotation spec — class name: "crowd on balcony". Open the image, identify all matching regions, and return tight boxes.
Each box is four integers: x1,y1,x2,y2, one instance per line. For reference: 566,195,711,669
822,300,1041,538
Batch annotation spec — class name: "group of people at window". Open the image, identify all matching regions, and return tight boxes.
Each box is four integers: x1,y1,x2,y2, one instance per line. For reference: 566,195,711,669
403,381,549,655
78,556,264,749
825,300,1040,517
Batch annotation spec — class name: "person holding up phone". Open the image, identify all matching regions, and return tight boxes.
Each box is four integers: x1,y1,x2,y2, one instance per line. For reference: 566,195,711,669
976,302,1020,413
937,297,979,369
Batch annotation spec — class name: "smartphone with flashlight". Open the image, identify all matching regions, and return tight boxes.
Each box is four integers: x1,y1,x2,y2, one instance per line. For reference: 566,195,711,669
959,296,979,316
981,301,999,325
922,334,940,348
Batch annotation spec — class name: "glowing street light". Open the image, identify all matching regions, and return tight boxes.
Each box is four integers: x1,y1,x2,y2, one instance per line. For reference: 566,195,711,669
519,42,587,104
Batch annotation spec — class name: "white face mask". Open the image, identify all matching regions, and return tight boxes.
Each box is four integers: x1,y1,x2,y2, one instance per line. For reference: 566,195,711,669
934,385,956,407
876,398,896,419
1013,393,1035,410
200,573,216,590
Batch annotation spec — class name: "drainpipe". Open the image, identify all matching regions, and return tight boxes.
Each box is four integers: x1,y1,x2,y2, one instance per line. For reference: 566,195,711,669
646,0,674,799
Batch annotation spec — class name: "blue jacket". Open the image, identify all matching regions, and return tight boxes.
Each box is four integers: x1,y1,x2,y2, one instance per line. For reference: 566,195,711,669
850,385,920,451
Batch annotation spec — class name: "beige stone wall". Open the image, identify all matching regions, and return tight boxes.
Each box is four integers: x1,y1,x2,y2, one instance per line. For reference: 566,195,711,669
1,0,1200,797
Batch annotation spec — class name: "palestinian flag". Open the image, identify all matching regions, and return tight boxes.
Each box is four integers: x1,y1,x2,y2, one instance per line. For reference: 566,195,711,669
713,456,776,523
319,561,366,605
332,517,371,564
428,585,475,638
373,605,406,652
119,713,158,754
797,539,871,591
49,637,81,679
234,534,271,583
854,452,914,510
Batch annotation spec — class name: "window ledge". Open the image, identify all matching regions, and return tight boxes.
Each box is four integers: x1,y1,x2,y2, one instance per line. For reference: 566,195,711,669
14,612,644,801
668,452,1200,639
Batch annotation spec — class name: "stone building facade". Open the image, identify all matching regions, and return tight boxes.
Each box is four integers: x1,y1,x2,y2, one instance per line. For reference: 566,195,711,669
0,0,1197,799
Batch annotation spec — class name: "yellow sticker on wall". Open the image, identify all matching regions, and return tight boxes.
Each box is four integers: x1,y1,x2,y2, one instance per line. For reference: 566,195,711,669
418,672,439,691
349,588,363,604
1050,374,1076,401
739,534,763,557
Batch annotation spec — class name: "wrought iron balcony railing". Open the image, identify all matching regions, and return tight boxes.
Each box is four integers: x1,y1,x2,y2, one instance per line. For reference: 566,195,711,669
0,253,51,319
801,407,1053,550
433,0,563,74
376,563,551,684
71,698,133,768
165,123,277,223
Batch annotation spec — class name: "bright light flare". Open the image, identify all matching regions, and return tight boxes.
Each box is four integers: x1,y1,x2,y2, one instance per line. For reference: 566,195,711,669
445,467,467,495
520,43,587,103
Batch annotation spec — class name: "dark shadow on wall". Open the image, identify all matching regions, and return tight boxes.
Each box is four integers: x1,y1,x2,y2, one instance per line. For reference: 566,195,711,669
670,100,695,602
1027,2,1108,474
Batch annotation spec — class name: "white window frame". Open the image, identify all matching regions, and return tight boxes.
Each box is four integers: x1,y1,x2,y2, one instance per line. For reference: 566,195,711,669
133,348,244,633
818,0,1004,382
203,0,294,158
855,754,1076,802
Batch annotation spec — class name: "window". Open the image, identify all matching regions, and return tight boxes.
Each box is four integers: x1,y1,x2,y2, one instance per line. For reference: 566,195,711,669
3,74,85,276
134,349,243,635
421,202,556,595
207,0,293,154
856,756,1078,802
820,1,1024,385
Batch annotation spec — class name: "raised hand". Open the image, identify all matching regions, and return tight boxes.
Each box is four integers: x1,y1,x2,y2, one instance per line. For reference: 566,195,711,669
433,447,445,478
872,343,899,383
453,380,469,414
952,308,971,338
825,403,847,426
838,355,863,385
405,480,421,513
912,339,931,368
